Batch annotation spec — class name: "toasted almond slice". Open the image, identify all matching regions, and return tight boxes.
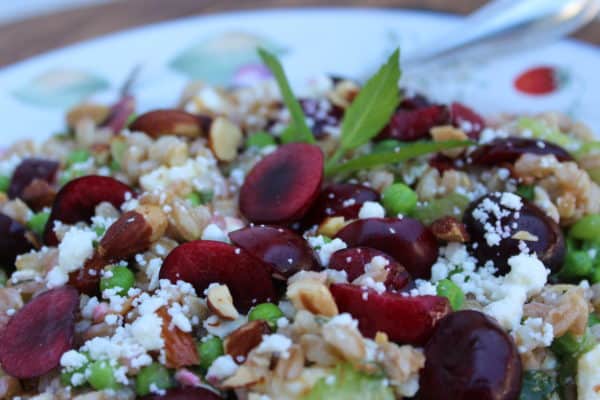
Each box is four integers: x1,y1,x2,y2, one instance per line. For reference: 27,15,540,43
209,117,243,162
207,284,240,320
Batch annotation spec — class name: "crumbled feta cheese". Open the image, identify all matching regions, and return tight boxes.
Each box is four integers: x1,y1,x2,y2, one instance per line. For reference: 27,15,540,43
60,350,88,370
47,226,96,288
130,313,164,351
512,318,554,353
201,223,230,243
255,334,292,357
312,237,347,267
577,343,600,400
358,201,385,219
206,355,239,381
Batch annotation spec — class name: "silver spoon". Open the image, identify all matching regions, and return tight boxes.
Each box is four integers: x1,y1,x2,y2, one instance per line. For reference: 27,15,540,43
402,0,600,67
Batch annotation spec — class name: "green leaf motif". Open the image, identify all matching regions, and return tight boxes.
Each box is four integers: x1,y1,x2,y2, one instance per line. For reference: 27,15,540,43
170,32,286,85
258,47,314,144
13,69,109,108
325,140,473,177
339,48,401,151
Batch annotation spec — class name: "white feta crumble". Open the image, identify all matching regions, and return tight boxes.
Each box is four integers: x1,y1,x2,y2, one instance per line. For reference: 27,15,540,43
577,343,600,400
408,280,438,297
358,201,385,219
206,355,239,381
201,223,230,243
130,313,164,351
311,237,347,267
47,226,96,288
0,154,22,177
512,318,554,353
255,334,292,358
60,350,88,370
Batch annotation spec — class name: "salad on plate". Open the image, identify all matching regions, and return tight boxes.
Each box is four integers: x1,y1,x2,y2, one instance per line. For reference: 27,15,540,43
0,48,598,400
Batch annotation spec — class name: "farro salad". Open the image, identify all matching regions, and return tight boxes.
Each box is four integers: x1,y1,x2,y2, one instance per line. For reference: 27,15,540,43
0,47,598,400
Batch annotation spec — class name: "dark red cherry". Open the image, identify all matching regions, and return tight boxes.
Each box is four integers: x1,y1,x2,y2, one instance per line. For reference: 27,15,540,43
301,183,380,228
420,310,522,400
139,387,223,400
335,217,438,279
470,137,572,166
8,158,59,200
330,283,450,345
229,225,318,280
377,105,449,142
239,143,323,224
0,213,34,269
463,193,565,274
328,247,411,291
450,102,485,139
300,98,344,138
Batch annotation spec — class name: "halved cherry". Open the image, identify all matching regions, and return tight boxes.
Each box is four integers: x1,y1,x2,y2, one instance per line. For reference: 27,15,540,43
329,247,411,291
470,137,572,166
0,286,79,379
43,175,134,245
335,217,438,279
229,225,317,280
239,143,323,224
139,387,223,400
450,102,485,139
160,240,276,313
377,105,449,142
8,158,59,200
420,310,522,400
330,283,450,345
0,213,35,269
463,193,565,274
301,183,380,228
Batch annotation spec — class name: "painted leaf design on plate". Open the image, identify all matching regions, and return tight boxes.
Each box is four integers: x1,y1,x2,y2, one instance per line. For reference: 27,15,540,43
13,69,109,108
170,32,287,85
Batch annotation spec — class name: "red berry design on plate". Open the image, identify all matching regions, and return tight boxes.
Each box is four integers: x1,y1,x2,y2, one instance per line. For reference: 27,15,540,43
335,217,438,279
43,175,134,245
328,247,412,291
159,240,276,313
239,143,324,224
330,283,450,345
229,225,318,280
0,286,79,379
420,310,522,400
514,66,566,96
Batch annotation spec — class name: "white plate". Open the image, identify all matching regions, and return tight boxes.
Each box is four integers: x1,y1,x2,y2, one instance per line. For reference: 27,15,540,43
0,7,599,146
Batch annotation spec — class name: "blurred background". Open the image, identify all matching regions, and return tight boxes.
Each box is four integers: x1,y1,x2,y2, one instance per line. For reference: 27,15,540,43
0,0,598,67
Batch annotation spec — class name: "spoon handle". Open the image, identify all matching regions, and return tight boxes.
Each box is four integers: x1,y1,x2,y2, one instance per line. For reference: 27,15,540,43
402,0,600,65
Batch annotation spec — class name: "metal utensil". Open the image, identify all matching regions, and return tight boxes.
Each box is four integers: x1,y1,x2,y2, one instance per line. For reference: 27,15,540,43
402,0,600,67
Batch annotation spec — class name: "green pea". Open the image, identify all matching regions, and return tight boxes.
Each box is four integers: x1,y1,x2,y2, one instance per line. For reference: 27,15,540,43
135,363,173,396
248,303,284,329
186,190,213,206
591,266,600,284
87,360,120,390
66,149,91,167
519,370,558,400
560,250,593,279
27,211,50,236
436,279,464,311
372,139,403,154
588,313,600,327
100,266,135,296
381,183,418,216
516,185,535,201
0,175,10,193
197,336,224,371
570,214,600,241
247,132,276,149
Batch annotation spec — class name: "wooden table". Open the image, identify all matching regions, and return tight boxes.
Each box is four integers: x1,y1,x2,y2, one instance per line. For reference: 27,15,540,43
0,0,598,67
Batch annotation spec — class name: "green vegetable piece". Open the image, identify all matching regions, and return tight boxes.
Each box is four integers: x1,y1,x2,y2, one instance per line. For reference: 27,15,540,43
88,360,120,390
135,363,173,396
382,183,418,216
59,168,86,185
60,353,91,387
197,336,224,371
518,117,577,149
303,363,394,400
412,193,471,225
186,190,213,206
248,303,284,329
591,266,600,284
326,49,401,170
247,132,276,148
27,211,50,236
325,140,472,177
257,48,314,144
436,279,465,310
0,175,10,193
551,331,596,360
560,250,593,279
588,313,600,327
110,138,127,172
516,185,535,201
100,266,135,296
66,149,91,167
126,113,137,128
372,139,404,154
519,370,558,400
570,214,600,241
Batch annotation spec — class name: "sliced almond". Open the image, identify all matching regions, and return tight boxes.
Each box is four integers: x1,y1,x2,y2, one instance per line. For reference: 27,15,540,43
286,279,338,317
135,204,168,242
98,211,153,260
274,344,304,380
66,103,110,128
157,307,200,368
209,117,243,162
430,216,470,243
224,320,270,362
317,216,348,237
430,125,469,158
511,230,539,242
129,109,205,138
207,284,239,320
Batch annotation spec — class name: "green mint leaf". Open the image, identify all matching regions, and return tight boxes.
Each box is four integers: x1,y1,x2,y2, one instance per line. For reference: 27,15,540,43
325,140,473,177
257,48,315,144
339,49,401,152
